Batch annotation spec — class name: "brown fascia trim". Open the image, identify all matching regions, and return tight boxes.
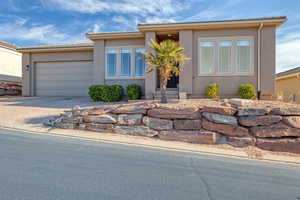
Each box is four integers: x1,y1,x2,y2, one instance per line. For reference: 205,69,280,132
276,67,300,80
17,43,94,53
0,41,18,51
138,16,287,32
86,31,144,41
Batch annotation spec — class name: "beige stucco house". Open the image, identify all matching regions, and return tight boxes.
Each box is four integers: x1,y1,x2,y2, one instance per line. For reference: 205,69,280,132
0,41,22,83
276,67,300,104
18,16,286,99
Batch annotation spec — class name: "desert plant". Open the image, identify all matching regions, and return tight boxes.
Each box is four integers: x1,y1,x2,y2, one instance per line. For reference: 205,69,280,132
205,83,220,99
126,84,142,100
238,84,256,99
88,85,123,102
144,39,189,103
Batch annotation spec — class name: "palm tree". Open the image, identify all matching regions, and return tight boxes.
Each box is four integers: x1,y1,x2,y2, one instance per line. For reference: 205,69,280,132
144,39,189,103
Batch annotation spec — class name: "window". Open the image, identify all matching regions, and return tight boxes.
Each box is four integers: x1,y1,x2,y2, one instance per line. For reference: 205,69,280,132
135,48,145,77
105,47,145,79
198,37,253,76
106,49,117,77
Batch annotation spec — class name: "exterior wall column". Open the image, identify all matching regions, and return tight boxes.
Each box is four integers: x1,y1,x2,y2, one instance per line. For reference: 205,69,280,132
22,53,31,96
145,32,157,99
260,26,276,99
179,30,193,95
93,40,105,84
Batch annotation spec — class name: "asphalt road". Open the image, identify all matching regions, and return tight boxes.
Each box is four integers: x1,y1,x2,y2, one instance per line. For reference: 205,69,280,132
0,129,299,200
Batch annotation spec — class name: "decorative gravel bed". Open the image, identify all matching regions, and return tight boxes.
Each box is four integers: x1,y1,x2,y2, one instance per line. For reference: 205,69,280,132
45,99,300,154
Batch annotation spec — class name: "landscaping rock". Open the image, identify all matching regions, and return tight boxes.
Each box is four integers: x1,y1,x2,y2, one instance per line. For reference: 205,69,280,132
250,123,300,138
114,126,158,137
62,116,83,124
201,106,237,116
88,109,111,115
118,114,143,125
83,114,117,124
158,130,220,144
55,122,77,129
270,107,300,116
85,123,114,132
112,105,147,114
256,138,300,154
202,112,237,125
147,107,200,119
226,136,255,147
202,120,248,137
228,98,253,106
283,116,300,129
174,119,202,130
237,108,268,116
142,116,173,131
238,115,282,127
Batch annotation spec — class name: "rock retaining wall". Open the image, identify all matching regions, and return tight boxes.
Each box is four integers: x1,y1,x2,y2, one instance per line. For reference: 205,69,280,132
47,102,300,154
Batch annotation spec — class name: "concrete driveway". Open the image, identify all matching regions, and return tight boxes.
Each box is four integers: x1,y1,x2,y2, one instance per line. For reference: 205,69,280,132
0,96,116,131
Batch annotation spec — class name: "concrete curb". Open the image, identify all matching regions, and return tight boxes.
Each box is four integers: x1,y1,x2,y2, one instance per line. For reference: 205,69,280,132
1,125,299,165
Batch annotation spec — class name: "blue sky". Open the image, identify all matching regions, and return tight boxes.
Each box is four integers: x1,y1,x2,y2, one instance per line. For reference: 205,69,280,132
0,0,299,72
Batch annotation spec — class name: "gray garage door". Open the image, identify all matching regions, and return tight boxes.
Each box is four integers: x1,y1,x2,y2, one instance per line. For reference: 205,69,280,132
35,61,93,96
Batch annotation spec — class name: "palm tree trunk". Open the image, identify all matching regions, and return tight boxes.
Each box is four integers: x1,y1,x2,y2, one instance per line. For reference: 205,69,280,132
160,76,168,103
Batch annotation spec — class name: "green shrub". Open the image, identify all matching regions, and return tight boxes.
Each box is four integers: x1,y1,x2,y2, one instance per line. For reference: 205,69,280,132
205,83,220,99
126,84,142,100
88,85,123,102
238,84,256,99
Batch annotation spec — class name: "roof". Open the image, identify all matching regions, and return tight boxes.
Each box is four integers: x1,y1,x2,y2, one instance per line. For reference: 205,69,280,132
276,67,300,80
0,41,18,51
138,16,287,31
86,31,144,41
17,43,94,53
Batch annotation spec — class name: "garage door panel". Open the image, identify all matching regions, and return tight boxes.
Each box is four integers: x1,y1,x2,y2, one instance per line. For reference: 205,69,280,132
35,61,93,96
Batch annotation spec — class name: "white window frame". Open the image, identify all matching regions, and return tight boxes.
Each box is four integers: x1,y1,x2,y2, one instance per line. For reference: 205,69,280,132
198,36,254,76
105,46,145,79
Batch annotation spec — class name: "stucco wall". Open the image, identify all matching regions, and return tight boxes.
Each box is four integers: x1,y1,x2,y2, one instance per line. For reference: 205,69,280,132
0,47,22,82
276,76,300,104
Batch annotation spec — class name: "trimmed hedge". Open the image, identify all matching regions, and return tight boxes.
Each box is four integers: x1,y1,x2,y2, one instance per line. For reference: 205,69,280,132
88,85,123,102
126,84,142,100
205,83,220,99
238,84,256,99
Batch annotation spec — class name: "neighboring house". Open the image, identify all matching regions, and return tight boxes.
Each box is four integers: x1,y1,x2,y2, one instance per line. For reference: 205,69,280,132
18,16,286,98
0,41,22,83
276,67,300,104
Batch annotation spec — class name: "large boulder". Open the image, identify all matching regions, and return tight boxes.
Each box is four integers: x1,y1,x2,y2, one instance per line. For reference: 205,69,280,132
283,116,300,129
238,115,282,127
256,138,300,154
83,114,117,124
201,106,237,116
61,116,83,124
85,123,114,132
202,112,237,125
270,107,300,116
250,123,300,138
114,126,158,137
147,107,200,119
174,119,202,130
226,136,255,147
228,98,253,106
237,108,268,116
142,116,173,131
158,130,220,144
112,105,147,114
202,120,248,137
118,114,143,125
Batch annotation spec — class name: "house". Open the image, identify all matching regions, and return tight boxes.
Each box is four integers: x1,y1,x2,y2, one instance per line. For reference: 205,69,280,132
0,41,22,95
276,67,300,104
18,16,286,99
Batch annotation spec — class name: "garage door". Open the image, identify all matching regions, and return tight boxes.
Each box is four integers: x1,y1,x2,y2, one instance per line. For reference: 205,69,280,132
35,61,93,96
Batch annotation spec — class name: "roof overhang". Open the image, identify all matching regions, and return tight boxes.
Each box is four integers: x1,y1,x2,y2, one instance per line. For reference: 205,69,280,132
17,43,94,53
138,16,287,32
86,31,144,41
0,41,18,51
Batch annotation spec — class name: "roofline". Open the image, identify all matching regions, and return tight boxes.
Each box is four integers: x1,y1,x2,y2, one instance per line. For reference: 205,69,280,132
86,31,144,41
276,67,300,80
138,16,287,32
0,41,18,51
17,43,94,53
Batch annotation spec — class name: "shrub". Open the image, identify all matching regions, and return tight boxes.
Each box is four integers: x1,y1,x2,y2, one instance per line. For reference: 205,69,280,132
88,85,123,102
126,84,142,100
205,83,220,99
238,84,256,99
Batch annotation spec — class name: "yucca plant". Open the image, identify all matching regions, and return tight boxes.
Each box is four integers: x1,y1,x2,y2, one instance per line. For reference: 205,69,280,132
144,39,189,103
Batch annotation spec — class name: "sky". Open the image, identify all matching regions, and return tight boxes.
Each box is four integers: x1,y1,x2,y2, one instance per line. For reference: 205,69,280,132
0,0,299,73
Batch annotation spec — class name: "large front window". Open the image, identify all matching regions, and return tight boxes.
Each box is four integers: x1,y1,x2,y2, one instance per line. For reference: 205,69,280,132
106,47,145,78
198,37,253,76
